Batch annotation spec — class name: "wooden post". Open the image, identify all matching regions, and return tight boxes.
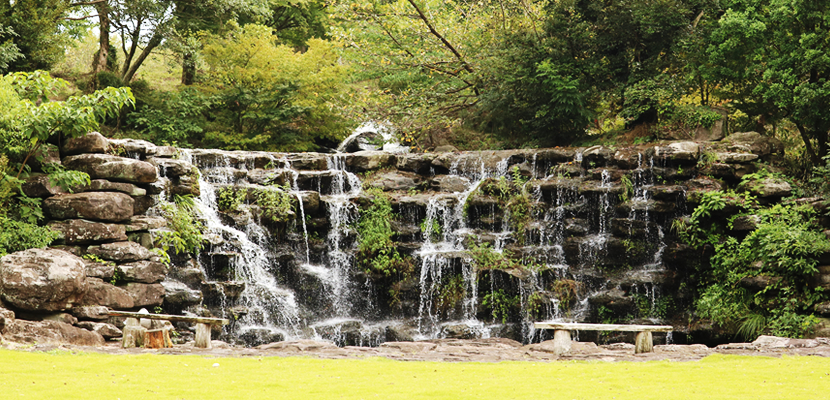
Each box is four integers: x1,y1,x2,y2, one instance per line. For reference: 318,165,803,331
121,326,146,348
635,331,653,354
552,329,571,355
195,323,212,349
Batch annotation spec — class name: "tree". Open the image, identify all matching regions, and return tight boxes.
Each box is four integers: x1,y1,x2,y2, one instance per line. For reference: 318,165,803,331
0,0,71,72
705,0,830,165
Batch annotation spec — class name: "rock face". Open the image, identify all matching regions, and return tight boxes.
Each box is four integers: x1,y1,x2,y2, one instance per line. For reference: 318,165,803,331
63,154,157,184
82,278,134,309
0,248,87,312
44,192,135,222
48,219,128,244
62,132,109,156
87,241,152,263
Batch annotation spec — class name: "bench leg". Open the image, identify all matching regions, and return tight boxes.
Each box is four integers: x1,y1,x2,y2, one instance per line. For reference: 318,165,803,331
195,323,212,349
121,325,146,348
635,331,653,354
553,330,571,355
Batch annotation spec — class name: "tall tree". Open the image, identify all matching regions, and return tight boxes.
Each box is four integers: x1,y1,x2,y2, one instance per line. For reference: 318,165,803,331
0,0,70,72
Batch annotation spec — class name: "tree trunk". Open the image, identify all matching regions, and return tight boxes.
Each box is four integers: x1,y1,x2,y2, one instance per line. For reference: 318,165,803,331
93,2,111,74
181,52,195,85
122,32,163,83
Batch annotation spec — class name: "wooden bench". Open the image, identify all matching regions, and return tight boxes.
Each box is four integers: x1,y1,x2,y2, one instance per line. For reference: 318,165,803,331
109,310,229,349
534,322,673,355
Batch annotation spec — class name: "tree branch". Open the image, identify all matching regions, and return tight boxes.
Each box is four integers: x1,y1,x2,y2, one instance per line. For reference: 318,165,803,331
406,0,475,77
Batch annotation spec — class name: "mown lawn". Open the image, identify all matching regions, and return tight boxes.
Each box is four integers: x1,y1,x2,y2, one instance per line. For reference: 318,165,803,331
2,349,829,399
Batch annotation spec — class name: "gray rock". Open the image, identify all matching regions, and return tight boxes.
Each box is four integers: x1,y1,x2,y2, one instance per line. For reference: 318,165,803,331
3,319,105,346
117,260,167,283
63,154,158,184
0,307,15,331
347,151,396,172
152,146,179,158
0,248,87,311
726,131,784,157
62,132,109,156
41,312,78,326
151,158,192,178
433,145,458,152
108,138,157,158
369,171,420,191
583,145,615,165
740,177,792,198
161,280,203,308
132,195,156,215
440,323,481,339
86,179,146,196
69,305,111,320
716,152,759,164
76,321,122,339
431,175,470,192
653,142,700,162
396,153,436,173
82,277,134,309
286,153,328,170
87,241,152,263
22,175,67,198
338,130,383,153
123,282,165,307
44,192,134,222
123,216,167,232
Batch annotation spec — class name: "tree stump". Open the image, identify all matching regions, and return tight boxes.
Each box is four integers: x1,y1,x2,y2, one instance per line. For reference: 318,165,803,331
634,331,653,354
121,325,146,348
144,328,173,349
552,330,571,355
195,323,212,349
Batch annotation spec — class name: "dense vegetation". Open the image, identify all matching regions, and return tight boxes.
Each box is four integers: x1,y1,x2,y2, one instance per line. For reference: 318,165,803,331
1,0,830,340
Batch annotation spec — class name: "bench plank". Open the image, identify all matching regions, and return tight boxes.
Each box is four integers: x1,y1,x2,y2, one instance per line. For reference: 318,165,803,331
534,322,672,332
109,310,229,326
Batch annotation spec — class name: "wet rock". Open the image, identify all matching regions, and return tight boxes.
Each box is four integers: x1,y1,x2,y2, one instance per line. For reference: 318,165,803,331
588,288,635,313
565,218,590,236
44,192,134,222
384,325,415,342
87,241,152,263
583,146,615,166
616,199,677,214
246,169,283,185
397,153,437,174
648,185,686,201
535,148,577,164
117,260,168,283
170,175,200,197
814,302,830,317
201,282,246,305
82,278,134,309
63,154,158,184
86,179,146,197
62,132,109,156
731,215,760,231
22,174,66,197
76,321,122,339
339,130,383,152
440,324,481,340
431,175,471,192
369,171,420,191
152,146,179,158
69,305,111,321
132,195,156,215
161,280,203,308
0,248,87,312
238,328,285,347
151,158,192,178
610,218,657,238
169,263,205,290
578,181,624,195
286,153,328,170
739,275,781,290
122,282,165,308
347,151,395,172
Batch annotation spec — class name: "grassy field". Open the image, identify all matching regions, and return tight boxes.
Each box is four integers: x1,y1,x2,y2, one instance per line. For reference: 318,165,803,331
2,349,829,399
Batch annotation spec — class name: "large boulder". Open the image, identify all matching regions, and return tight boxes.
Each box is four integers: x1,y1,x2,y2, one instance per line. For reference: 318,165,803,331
87,241,152,263
4,319,105,346
0,248,87,312
44,192,134,222
76,321,122,339
48,219,127,245
63,154,157,184
82,277,134,309
116,260,167,283
22,175,66,198
123,216,167,232
62,132,109,156
346,151,395,172
653,142,700,162
123,282,165,307
161,280,203,309
726,131,784,157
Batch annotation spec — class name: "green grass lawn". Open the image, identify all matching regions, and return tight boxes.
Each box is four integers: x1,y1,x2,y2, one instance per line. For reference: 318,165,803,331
2,349,829,399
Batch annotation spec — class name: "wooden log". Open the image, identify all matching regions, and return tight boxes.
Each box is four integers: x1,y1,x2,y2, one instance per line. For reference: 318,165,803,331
108,310,229,326
195,323,212,349
552,330,571,356
144,328,173,349
534,322,673,332
121,325,146,348
634,331,653,354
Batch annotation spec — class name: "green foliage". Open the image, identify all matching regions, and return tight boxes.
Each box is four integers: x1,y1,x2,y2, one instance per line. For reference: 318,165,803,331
436,274,465,314
468,242,518,271
157,195,205,255
0,0,70,72
255,185,293,223
482,289,519,324
0,24,23,73
420,218,441,242
126,87,211,147
356,189,411,276
41,163,90,193
217,187,248,213
0,216,58,257
619,175,633,202
684,199,830,339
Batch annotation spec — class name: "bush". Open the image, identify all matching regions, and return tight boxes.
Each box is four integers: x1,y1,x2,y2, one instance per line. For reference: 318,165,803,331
356,189,411,276
156,195,204,255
